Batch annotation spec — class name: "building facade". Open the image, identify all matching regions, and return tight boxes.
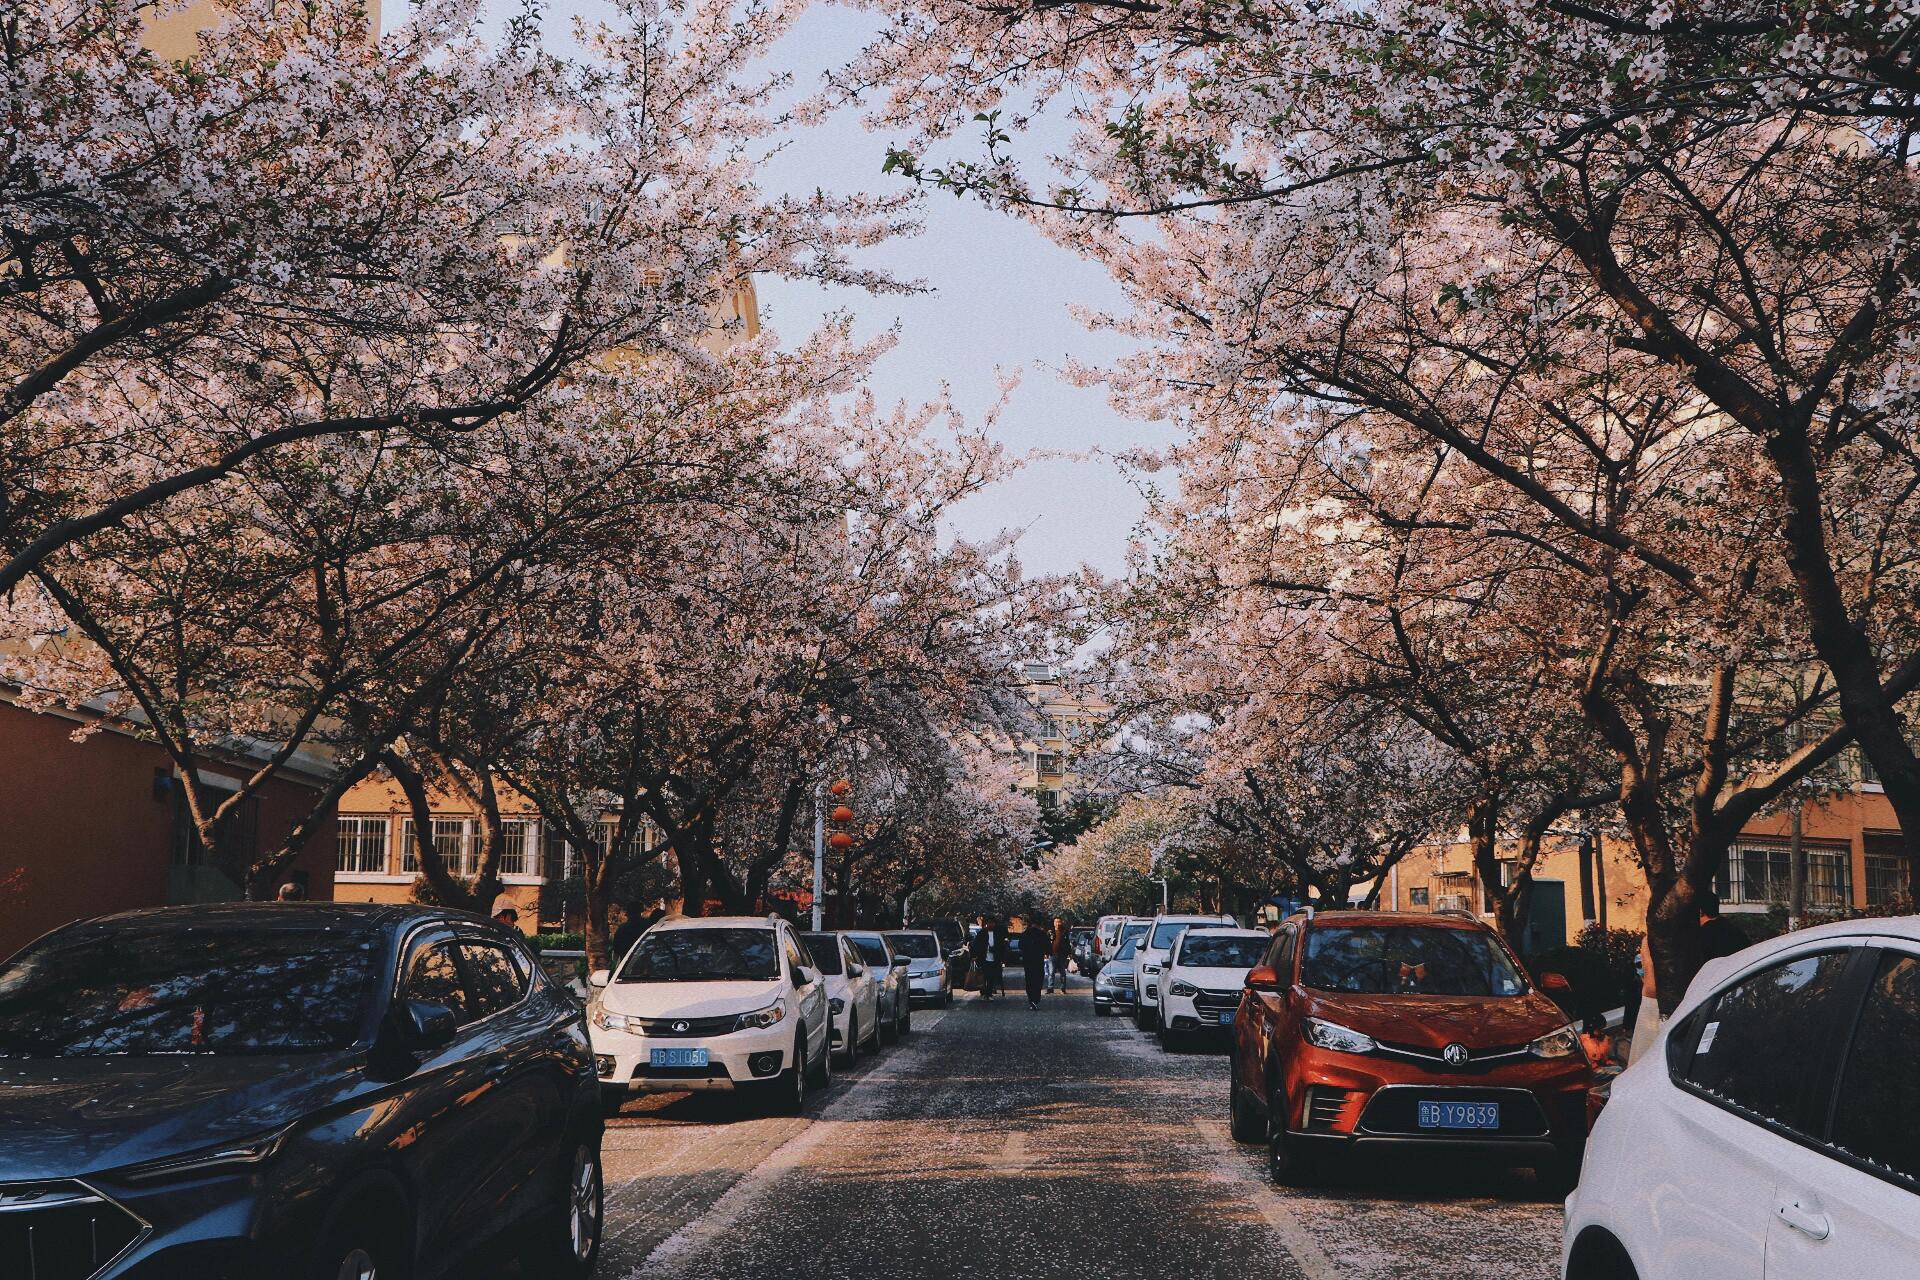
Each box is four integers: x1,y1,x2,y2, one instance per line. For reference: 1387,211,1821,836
1014,662,1111,814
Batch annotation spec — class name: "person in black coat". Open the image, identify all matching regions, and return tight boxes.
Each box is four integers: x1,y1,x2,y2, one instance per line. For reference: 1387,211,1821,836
1019,915,1049,1009
969,917,997,1000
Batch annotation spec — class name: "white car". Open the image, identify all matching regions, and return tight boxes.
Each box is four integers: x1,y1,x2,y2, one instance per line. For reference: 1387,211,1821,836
1564,915,1920,1280
885,929,952,1005
588,915,831,1114
842,930,912,1040
1156,927,1271,1047
1132,913,1237,1030
803,930,880,1066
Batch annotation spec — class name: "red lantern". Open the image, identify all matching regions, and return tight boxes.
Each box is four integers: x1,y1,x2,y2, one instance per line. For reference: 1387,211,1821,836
830,804,855,824
829,831,855,849
829,778,853,797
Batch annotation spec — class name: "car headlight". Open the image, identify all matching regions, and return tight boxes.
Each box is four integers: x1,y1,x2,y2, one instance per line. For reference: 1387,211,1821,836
1303,1017,1377,1055
118,1125,294,1183
1141,963,1161,974
1529,1024,1581,1060
593,1007,635,1033
1169,980,1198,997
829,997,845,1014
734,1002,788,1032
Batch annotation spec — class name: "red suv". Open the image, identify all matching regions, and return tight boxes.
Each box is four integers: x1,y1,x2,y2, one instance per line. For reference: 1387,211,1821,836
1229,910,1593,1187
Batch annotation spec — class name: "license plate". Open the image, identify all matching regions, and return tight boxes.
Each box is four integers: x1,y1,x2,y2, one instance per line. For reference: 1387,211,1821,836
1418,1100,1500,1130
1217,1011,1235,1026
650,1047,710,1069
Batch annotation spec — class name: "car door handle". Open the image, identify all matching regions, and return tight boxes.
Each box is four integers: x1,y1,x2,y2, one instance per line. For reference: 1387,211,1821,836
1777,1199,1831,1242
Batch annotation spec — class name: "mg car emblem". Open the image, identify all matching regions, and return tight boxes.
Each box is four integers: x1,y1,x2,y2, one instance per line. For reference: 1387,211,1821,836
672,1021,690,1033
1442,1043,1469,1066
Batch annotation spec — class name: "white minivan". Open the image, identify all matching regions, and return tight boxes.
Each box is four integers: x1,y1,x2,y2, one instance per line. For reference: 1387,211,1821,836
1564,916,1920,1280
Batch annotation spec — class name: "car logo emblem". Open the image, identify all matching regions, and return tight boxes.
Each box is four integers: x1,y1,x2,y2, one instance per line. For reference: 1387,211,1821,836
672,1021,690,1033
1442,1043,1470,1066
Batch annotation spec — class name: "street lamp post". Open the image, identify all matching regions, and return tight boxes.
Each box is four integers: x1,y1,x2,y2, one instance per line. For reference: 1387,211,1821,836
812,781,825,931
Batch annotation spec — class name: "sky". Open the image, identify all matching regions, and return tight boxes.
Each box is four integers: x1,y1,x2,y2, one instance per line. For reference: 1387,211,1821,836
467,0,1179,578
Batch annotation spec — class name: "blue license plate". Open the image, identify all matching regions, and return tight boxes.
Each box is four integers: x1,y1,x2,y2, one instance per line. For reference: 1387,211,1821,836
650,1047,710,1069
1418,1100,1500,1130
1218,1011,1235,1026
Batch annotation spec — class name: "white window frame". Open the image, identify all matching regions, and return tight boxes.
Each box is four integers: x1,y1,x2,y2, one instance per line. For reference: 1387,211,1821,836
336,815,391,876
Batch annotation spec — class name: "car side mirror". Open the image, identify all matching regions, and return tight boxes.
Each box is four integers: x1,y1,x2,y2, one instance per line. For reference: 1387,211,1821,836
1540,972,1571,992
795,965,817,987
1245,965,1281,992
405,1000,458,1052
589,969,611,989
893,956,912,968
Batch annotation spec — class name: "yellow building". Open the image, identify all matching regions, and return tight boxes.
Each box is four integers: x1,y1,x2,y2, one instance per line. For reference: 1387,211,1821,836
1014,662,1111,813
1385,771,1907,951
143,1,382,59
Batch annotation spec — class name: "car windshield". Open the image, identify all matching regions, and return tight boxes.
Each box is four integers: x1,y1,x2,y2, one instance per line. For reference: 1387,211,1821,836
920,921,962,949
1114,938,1140,962
887,933,939,959
1178,935,1269,969
848,936,889,966
800,934,846,975
1149,921,1197,949
617,929,779,982
1300,926,1527,997
0,923,381,1057
1119,922,1150,947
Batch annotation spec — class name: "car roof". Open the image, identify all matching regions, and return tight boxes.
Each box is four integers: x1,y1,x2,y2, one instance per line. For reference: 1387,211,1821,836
1180,927,1268,938
885,927,936,934
84,901,448,931
1148,913,1236,926
1302,910,1487,931
651,915,782,932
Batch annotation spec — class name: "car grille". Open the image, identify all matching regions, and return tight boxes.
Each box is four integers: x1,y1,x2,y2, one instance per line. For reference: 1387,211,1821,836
1193,989,1240,1015
1357,1087,1550,1138
633,1014,739,1037
1373,1036,1531,1070
1110,974,1135,989
0,1181,146,1280
633,1063,729,1081
1304,1086,1355,1132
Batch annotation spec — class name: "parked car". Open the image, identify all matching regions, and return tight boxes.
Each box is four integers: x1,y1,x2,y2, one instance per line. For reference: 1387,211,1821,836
842,930,912,1041
885,929,952,1006
1093,935,1142,1017
1092,914,1128,977
1157,927,1272,1047
1563,916,1920,1280
0,902,604,1279
803,931,880,1067
916,918,972,989
1229,909,1591,1188
1134,913,1238,1030
1069,927,1095,975
588,914,830,1114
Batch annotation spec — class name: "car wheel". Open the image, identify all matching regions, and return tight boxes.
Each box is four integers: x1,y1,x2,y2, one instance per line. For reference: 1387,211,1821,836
1566,1229,1638,1280
836,1016,858,1068
1157,1017,1177,1051
1134,1001,1152,1031
879,999,899,1044
313,1199,409,1280
897,996,911,1036
1229,1079,1264,1144
1267,1115,1320,1188
771,1034,808,1114
519,1139,603,1280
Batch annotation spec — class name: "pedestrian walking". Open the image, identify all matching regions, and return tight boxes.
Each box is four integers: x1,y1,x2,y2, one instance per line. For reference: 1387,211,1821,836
970,917,999,1000
985,917,1007,996
1020,914,1048,1008
1048,916,1070,993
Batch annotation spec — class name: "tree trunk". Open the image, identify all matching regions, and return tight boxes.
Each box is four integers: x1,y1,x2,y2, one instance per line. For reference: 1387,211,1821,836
584,858,612,972
382,749,483,912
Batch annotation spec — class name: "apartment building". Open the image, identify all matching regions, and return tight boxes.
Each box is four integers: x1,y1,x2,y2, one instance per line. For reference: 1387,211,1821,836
1014,662,1112,812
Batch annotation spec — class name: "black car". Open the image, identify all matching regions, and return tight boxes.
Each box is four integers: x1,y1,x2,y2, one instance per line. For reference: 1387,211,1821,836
0,902,604,1280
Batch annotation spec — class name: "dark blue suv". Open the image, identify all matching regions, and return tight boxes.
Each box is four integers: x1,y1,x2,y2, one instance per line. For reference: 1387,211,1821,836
0,902,604,1279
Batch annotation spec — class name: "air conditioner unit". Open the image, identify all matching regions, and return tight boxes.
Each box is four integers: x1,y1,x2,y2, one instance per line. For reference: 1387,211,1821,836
1435,894,1473,914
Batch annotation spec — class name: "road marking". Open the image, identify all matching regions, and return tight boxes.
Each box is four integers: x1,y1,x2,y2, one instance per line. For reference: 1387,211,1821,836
626,1002,948,1279
1189,1117,1344,1280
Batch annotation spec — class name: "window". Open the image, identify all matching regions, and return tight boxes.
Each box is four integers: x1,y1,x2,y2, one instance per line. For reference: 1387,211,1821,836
618,929,782,983
1301,926,1526,997
1865,835,1906,909
1719,840,1852,911
397,817,468,875
1034,752,1064,778
460,942,528,1016
800,933,846,974
497,819,538,876
1679,950,1853,1132
1830,951,1920,1190
1408,887,1430,908
403,943,473,1025
336,816,390,874
782,931,809,980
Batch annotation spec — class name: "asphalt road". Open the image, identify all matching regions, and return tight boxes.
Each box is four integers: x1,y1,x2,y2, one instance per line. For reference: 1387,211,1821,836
594,982,1564,1279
